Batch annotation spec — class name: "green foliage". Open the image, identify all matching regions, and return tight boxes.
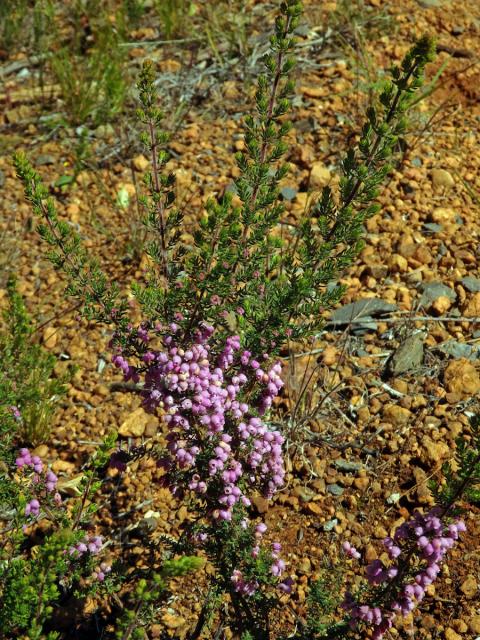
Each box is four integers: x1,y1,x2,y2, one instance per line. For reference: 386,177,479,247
154,0,197,39
114,557,203,640
122,0,146,27
14,5,436,361
305,565,346,638
13,154,127,325
433,413,480,508
0,0,29,51
0,530,79,639
50,29,127,126
0,278,70,450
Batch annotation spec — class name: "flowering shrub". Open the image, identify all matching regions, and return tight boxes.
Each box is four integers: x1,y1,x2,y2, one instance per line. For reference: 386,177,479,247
342,509,466,639
9,1,479,639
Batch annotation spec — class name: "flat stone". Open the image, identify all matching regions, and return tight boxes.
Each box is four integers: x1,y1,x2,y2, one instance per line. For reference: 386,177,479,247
323,518,338,531
309,162,331,189
334,459,363,473
35,154,56,166
431,168,455,188
327,483,344,496
460,575,478,598
461,276,480,293
251,495,270,514
468,615,480,634
423,222,443,234
419,282,456,307
444,359,480,398
329,299,398,327
118,407,150,437
437,341,480,360
386,332,425,376
445,629,462,640
280,186,297,201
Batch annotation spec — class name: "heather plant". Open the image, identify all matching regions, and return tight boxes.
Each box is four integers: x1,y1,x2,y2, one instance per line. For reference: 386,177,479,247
14,2,436,357
0,277,71,452
0,436,203,639
0,446,110,639
11,1,467,638
285,417,480,640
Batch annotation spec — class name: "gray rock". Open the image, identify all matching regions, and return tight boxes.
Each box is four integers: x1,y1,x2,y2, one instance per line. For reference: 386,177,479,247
329,299,398,327
280,186,297,201
323,518,338,531
461,276,480,293
436,341,480,360
334,459,363,473
419,281,456,307
423,223,443,234
415,0,447,6
327,483,344,496
386,331,425,376
35,154,56,166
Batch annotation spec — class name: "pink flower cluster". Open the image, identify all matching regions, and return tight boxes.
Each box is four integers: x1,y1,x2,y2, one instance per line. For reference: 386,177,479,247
342,508,465,639
16,448,61,516
230,524,291,596
68,535,103,558
111,324,285,520
92,561,112,582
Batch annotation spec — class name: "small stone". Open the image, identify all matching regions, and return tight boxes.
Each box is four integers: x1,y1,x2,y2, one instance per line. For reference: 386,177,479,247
468,615,480,634
162,612,187,630
118,407,150,437
298,557,312,573
386,332,424,376
51,459,76,473
444,359,480,398
327,483,344,496
420,282,456,308
431,168,455,190
35,154,56,166
251,495,270,514
422,436,450,463
132,154,149,172
445,629,462,640
373,525,388,539
383,404,411,426
291,485,315,503
158,58,181,72
322,346,338,366
309,162,331,189
389,254,408,272
453,620,467,633
334,459,362,473
32,444,49,458
461,276,480,293
430,207,456,223
364,544,377,562
354,477,369,491
42,326,58,349
432,295,452,315
460,575,478,598
305,501,323,516
463,292,480,318
67,203,81,223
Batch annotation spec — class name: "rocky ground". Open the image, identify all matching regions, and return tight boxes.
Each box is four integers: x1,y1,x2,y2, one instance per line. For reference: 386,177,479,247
1,0,480,638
